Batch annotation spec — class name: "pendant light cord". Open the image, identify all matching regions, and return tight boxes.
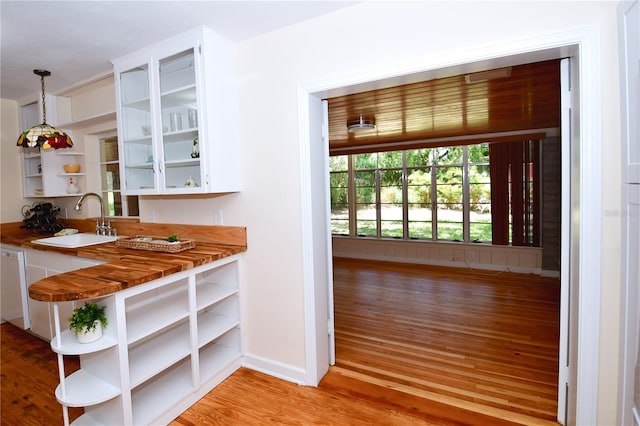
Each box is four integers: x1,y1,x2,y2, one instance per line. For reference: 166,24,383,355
40,74,47,124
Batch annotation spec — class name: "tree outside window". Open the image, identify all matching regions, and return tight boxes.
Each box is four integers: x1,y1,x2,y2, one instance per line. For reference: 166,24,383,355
330,143,495,243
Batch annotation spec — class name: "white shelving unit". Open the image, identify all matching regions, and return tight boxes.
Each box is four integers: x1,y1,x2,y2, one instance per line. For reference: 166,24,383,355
49,254,242,426
19,97,88,198
112,26,240,195
21,147,86,198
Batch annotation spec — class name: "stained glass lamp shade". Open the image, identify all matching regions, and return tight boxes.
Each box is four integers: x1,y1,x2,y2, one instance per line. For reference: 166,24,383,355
16,70,73,150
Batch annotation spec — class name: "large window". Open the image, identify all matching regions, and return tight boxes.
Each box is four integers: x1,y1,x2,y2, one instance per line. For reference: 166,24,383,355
330,141,537,246
99,135,139,217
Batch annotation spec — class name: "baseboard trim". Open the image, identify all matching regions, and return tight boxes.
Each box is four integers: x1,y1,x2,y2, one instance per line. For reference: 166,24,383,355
243,354,307,386
334,253,544,275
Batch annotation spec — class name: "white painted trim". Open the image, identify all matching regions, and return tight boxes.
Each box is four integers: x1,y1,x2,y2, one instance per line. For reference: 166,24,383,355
242,354,307,386
299,25,602,425
335,253,543,275
323,99,336,367
572,26,602,426
297,88,319,386
558,57,572,425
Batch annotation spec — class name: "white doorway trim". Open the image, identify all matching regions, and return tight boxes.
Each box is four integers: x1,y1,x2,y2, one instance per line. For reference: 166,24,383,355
298,26,602,425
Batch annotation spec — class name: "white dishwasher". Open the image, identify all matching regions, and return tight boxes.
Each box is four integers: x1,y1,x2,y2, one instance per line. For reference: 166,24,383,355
0,245,30,329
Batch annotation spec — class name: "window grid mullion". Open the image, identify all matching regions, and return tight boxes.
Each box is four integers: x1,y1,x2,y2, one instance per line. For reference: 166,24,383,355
347,155,357,237
431,152,438,240
463,146,470,243
337,144,494,244
402,151,409,239
375,168,381,238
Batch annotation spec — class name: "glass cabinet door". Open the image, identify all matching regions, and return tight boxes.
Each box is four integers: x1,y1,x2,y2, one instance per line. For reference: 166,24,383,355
119,63,156,192
158,49,201,191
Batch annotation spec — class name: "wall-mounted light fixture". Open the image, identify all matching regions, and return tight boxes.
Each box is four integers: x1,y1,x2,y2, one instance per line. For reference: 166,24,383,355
16,69,73,150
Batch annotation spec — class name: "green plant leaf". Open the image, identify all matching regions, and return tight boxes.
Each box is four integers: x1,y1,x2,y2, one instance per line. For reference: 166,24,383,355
68,302,108,335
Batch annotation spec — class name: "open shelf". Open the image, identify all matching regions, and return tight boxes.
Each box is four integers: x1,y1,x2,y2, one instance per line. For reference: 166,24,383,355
55,369,120,407
51,329,117,355
131,357,193,426
125,280,189,344
198,309,239,348
128,319,191,388
199,328,241,383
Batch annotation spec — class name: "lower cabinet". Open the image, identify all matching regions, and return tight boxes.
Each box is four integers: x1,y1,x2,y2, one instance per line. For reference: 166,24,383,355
25,249,106,341
50,254,242,426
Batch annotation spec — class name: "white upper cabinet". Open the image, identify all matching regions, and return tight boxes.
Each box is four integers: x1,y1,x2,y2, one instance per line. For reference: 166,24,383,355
112,26,240,195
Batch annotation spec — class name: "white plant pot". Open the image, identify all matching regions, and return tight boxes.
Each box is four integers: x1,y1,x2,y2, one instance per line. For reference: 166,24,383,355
76,320,103,344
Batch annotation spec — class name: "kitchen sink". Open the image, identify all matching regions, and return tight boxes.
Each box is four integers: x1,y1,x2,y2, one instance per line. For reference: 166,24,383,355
32,233,118,248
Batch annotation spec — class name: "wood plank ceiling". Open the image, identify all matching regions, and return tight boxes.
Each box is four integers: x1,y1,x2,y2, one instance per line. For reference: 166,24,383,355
326,59,561,155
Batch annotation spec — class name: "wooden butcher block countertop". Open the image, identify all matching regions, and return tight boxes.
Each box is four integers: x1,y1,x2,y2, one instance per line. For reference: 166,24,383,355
1,220,247,303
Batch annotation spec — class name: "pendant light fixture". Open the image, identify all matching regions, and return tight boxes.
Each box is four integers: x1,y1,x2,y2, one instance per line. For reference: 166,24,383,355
16,69,73,150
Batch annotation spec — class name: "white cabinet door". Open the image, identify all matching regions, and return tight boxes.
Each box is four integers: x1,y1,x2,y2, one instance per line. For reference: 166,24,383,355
619,1,640,424
26,264,51,340
621,0,639,185
113,26,239,196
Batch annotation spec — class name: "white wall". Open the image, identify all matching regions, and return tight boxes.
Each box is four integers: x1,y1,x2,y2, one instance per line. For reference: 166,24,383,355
1,98,24,223
333,237,546,274
223,2,621,424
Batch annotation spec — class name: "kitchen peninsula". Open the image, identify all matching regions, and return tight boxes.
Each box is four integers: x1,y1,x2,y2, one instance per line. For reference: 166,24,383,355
1,220,246,426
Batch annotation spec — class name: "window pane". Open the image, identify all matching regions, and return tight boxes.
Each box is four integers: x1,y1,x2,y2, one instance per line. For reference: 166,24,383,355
329,155,348,172
354,153,377,170
469,144,491,242
331,201,349,235
380,160,402,238
100,136,119,163
381,201,402,238
408,205,432,239
331,219,349,235
329,159,349,236
378,151,402,168
355,170,376,188
434,146,463,165
436,163,462,241
470,221,492,242
437,204,463,240
101,163,120,191
103,190,121,216
438,221,463,241
330,170,349,235
356,204,376,236
406,148,431,167
407,168,431,205
99,135,138,218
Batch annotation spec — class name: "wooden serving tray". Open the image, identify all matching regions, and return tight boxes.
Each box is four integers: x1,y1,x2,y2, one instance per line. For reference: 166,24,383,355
116,235,196,253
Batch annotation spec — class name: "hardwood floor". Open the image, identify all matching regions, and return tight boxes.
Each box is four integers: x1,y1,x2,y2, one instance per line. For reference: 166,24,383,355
1,258,560,425
2,323,533,426
0,324,83,425
333,257,561,424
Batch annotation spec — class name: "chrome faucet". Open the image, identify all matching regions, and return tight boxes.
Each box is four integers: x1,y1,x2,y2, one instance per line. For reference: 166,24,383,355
74,193,116,236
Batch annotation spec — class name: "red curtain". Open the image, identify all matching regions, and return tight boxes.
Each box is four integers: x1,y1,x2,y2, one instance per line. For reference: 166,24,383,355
489,140,540,246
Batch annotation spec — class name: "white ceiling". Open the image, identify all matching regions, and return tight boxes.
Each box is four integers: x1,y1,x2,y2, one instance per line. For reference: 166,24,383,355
0,1,356,102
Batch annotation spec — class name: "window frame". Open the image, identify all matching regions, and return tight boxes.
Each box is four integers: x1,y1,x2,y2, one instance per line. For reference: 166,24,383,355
330,143,495,244
98,134,139,218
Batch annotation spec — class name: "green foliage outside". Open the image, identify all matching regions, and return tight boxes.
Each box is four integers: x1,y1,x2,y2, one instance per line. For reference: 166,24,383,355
329,144,492,242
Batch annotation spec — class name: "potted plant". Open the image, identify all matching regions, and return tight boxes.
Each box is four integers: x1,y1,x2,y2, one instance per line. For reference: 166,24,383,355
68,302,108,343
